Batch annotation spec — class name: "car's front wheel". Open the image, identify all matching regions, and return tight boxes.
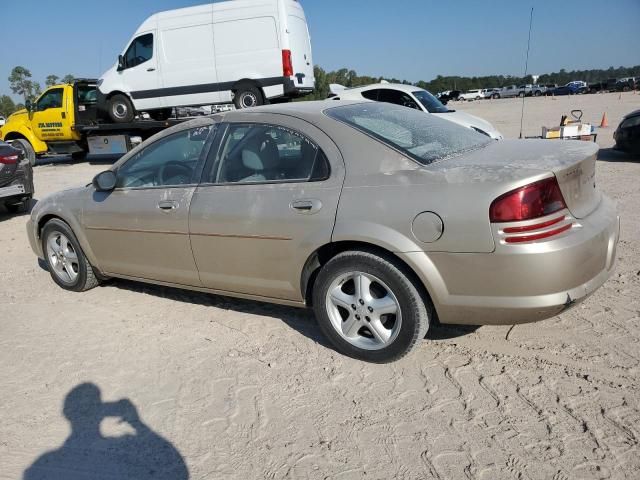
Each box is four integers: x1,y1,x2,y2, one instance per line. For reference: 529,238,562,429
42,219,100,292
312,250,430,363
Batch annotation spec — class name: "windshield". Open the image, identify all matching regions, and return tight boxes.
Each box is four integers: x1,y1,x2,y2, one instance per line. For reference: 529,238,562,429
411,90,449,113
325,103,491,165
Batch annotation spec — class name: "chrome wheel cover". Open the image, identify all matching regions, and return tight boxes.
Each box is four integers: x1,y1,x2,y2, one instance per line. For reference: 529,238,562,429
46,232,79,284
325,271,402,350
239,91,258,108
112,102,128,119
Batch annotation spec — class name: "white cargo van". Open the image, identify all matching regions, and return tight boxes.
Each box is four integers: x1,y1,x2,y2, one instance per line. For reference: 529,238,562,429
97,0,315,122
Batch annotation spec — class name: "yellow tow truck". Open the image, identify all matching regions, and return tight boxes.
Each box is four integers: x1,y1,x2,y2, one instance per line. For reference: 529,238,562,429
0,79,185,165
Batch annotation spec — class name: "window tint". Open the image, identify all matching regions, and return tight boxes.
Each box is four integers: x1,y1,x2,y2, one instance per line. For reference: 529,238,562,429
377,89,420,110
325,103,491,166
36,89,64,111
361,89,379,101
124,33,154,69
117,125,213,188
215,124,329,184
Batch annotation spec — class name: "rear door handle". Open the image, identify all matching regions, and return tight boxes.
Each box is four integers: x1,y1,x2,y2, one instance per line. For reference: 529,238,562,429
158,200,177,211
291,199,322,214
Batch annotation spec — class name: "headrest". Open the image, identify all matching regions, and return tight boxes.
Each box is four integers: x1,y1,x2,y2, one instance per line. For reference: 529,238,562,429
242,135,279,171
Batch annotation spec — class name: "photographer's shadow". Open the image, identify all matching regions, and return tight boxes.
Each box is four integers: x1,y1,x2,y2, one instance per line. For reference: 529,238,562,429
24,383,189,480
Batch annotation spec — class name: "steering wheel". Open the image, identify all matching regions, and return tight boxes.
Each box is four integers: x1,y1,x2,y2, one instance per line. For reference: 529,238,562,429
157,162,192,186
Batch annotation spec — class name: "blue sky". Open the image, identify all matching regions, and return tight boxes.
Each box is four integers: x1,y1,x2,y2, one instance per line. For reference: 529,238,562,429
1,0,638,101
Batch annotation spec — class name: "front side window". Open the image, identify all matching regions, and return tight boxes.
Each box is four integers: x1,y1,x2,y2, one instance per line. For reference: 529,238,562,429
124,33,154,69
325,103,491,166
36,89,64,111
117,125,213,188
215,124,329,184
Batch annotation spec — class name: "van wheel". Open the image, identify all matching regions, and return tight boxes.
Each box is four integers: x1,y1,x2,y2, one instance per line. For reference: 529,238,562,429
149,108,173,121
233,84,264,109
108,94,135,123
312,250,430,363
11,138,36,166
41,218,100,292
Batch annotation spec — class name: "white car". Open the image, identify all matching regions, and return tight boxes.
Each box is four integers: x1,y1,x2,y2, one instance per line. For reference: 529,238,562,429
329,83,503,140
97,0,314,122
458,89,484,101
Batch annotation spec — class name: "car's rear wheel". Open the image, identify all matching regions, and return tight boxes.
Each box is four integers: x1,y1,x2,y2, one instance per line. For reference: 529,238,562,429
312,250,430,363
492,93,500,99
518,91,525,97
108,94,135,123
42,219,100,292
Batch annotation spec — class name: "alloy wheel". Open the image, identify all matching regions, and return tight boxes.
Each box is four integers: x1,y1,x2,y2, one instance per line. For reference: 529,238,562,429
46,232,79,284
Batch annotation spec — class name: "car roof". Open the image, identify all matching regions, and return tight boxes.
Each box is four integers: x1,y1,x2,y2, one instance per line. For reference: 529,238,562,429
338,83,422,94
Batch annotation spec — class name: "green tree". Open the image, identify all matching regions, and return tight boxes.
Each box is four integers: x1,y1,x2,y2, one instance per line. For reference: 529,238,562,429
61,74,75,84
45,74,60,87
8,66,33,102
0,95,17,117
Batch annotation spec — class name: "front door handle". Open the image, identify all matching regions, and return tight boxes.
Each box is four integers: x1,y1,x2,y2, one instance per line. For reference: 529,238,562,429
291,199,322,214
158,200,177,211
147,67,156,72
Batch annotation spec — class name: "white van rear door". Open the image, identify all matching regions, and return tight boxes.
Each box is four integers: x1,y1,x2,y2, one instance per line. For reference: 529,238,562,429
287,15,314,89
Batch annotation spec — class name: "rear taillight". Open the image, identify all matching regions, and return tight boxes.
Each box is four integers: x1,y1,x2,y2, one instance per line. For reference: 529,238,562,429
490,177,566,222
0,154,19,165
282,49,293,77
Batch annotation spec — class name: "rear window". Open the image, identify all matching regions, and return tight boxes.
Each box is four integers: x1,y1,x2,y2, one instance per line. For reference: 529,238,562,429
325,103,491,165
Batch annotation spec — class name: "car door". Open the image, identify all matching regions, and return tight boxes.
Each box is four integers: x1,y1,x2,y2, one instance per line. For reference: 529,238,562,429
83,124,215,285
189,114,345,301
120,32,163,110
31,87,73,141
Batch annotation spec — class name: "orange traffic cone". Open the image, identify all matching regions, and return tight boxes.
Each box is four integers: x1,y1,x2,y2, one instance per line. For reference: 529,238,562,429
600,112,608,128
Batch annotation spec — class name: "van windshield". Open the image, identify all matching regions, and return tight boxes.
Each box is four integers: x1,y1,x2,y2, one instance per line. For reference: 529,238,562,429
325,103,491,165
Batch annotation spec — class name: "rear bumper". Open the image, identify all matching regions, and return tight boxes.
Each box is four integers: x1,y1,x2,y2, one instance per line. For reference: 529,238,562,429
399,196,619,325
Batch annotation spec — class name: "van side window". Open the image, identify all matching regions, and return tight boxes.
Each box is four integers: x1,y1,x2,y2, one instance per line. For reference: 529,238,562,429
36,88,64,111
124,33,154,69
215,124,330,184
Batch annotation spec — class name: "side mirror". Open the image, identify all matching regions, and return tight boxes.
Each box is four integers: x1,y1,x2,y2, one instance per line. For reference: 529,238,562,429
25,100,33,112
117,55,125,71
92,170,117,192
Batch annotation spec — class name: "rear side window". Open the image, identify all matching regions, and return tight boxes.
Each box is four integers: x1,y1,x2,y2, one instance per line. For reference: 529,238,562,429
361,90,379,101
325,103,491,165
124,33,154,69
215,124,329,184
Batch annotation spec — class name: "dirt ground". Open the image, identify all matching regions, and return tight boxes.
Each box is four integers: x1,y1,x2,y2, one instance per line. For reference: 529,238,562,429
1,92,639,479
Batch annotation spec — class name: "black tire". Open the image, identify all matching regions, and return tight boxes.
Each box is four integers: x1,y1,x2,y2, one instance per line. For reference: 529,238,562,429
5,194,32,214
534,90,542,97
518,91,525,98
11,138,36,166
233,83,264,109
492,93,500,99
108,94,135,123
149,108,173,121
41,218,100,292
312,250,431,363
71,150,87,162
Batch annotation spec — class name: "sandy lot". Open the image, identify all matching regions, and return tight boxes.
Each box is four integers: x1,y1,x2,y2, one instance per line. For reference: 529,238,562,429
1,92,639,479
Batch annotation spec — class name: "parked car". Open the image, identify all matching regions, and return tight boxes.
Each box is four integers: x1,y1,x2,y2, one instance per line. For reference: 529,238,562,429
550,81,588,96
529,85,547,96
492,85,522,99
436,90,461,103
329,83,502,139
481,88,498,98
0,140,34,213
614,109,640,154
97,0,315,122
458,89,484,101
27,101,619,362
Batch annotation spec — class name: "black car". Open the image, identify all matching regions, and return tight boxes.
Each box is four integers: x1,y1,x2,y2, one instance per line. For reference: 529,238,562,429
614,110,640,154
0,140,34,213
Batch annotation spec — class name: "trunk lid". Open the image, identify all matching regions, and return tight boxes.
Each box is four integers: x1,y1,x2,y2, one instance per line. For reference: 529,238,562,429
437,139,601,219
